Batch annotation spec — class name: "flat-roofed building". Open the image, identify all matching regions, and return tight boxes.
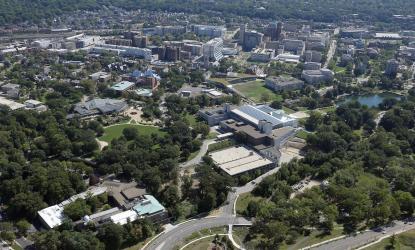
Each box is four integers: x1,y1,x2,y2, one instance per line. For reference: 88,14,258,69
110,210,138,225
230,105,298,129
38,186,108,229
89,71,111,82
110,81,135,92
265,76,304,91
209,145,274,176
69,98,128,118
132,195,168,223
37,205,65,229
0,96,25,110
249,48,275,62
301,69,334,84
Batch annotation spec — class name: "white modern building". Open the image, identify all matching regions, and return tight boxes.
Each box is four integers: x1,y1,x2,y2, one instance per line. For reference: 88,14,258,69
192,25,226,38
37,187,107,229
92,44,152,61
203,38,224,61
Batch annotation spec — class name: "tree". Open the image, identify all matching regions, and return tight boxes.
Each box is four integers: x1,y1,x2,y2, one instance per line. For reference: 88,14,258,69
304,111,322,131
123,127,139,141
270,100,282,109
394,191,415,216
16,219,31,236
63,199,91,221
0,222,15,241
260,92,271,102
8,192,46,220
97,223,125,250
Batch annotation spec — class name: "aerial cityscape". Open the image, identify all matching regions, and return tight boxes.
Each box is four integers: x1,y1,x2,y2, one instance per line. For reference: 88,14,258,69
1,0,415,250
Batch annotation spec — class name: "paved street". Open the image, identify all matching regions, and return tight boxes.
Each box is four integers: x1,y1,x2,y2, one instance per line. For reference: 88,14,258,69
146,163,282,250
180,139,216,168
146,216,251,250
312,221,415,250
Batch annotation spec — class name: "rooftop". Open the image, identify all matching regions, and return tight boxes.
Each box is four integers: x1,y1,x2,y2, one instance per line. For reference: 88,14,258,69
133,195,165,216
209,145,273,176
110,210,138,225
37,205,65,229
111,81,135,91
0,97,25,110
231,105,296,128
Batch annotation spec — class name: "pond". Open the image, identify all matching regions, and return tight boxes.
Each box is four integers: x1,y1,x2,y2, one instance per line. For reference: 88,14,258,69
337,92,402,108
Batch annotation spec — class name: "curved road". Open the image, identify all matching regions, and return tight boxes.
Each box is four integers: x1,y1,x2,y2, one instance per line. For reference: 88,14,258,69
180,139,216,168
146,164,282,250
147,217,251,250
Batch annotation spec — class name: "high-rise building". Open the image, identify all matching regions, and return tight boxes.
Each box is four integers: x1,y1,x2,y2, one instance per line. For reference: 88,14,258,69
165,46,181,62
239,24,246,45
385,59,399,78
203,38,224,61
266,22,282,41
243,31,264,51
132,35,149,48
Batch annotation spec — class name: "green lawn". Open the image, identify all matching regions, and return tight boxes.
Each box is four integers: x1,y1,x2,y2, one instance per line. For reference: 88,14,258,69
233,80,282,102
184,113,198,127
278,226,344,250
235,193,265,216
316,106,336,114
282,106,296,114
206,131,218,139
365,229,415,250
296,130,310,140
182,236,215,250
99,124,166,143
207,139,236,153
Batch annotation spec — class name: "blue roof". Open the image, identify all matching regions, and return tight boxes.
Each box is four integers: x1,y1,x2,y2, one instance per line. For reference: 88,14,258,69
133,195,165,216
111,81,135,91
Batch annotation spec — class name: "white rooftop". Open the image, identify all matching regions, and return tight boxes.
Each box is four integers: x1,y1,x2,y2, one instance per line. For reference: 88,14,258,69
0,97,25,110
209,146,273,176
110,210,138,225
37,205,65,229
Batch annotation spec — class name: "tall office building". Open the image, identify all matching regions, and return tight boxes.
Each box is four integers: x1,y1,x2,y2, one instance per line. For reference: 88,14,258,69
385,59,399,78
266,22,282,41
243,31,264,51
165,46,181,62
239,24,246,45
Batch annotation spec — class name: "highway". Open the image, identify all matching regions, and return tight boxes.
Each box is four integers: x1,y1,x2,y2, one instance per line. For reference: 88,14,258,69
312,220,415,250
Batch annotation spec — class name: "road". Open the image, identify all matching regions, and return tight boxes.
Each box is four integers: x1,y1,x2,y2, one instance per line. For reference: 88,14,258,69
312,221,415,250
146,217,251,250
324,39,337,69
146,162,282,250
180,139,216,168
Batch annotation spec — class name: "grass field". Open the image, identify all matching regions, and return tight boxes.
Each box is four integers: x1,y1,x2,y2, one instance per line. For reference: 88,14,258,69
207,139,236,153
99,123,166,143
233,80,282,102
365,229,415,250
296,130,310,140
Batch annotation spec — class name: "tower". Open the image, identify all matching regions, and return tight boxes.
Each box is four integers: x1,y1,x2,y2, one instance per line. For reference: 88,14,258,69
239,24,246,45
